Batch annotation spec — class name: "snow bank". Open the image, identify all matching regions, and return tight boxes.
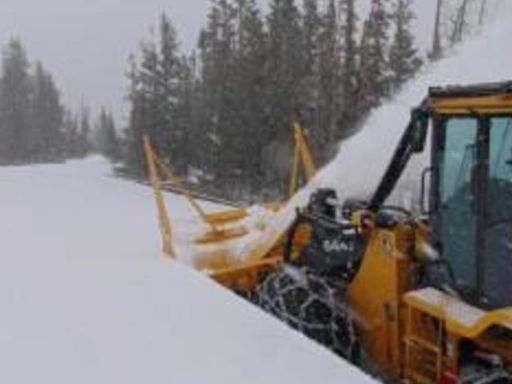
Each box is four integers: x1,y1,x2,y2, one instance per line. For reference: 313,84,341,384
0,156,373,384
314,2,512,203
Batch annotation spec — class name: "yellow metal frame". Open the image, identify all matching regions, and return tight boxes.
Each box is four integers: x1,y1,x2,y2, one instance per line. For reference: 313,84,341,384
404,288,512,339
430,92,512,115
143,135,249,255
403,288,512,381
289,120,317,198
144,118,317,261
346,222,512,383
143,136,175,257
346,224,418,379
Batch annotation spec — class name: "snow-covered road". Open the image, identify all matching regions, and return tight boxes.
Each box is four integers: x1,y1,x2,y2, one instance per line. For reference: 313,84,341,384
0,157,372,384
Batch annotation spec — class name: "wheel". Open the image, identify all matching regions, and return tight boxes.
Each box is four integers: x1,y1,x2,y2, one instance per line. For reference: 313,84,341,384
256,265,359,361
462,373,512,384
460,365,512,384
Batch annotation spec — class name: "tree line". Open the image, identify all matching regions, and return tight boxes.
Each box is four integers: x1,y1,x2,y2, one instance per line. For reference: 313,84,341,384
431,0,491,59
0,38,120,165
119,0,485,201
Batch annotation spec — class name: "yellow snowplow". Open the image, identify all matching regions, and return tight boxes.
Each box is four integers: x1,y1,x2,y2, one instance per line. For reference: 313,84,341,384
146,82,512,384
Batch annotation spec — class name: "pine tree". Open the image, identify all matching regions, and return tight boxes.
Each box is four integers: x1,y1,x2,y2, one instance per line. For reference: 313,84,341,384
478,0,488,26
430,0,443,59
266,0,304,132
94,107,119,161
77,105,92,157
300,0,321,137
123,55,147,174
450,0,471,44
0,39,32,162
158,13,185,169
62,109,81,158
388,0,423,92
197,0,238,185
173,54,198,175
232,0,268,191
338,0,359,131
318,0,342,151
197,5,222,178
30,62,64,161
302,0,320,81
356,0,391,115
264,0,304,192
138,38,163,151
0,39,78,164
439,0,486,52
122,14,184,176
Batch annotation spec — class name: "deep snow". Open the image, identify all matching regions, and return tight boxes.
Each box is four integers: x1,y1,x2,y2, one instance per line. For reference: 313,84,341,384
0,157,373,384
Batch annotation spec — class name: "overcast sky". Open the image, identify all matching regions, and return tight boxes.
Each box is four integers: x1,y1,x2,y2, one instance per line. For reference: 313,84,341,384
0,0,436,125
0,0,213,123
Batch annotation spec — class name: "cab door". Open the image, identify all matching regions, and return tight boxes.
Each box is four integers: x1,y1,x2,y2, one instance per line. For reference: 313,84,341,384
434,116,480,300
483,116,512,307
434,115,512,308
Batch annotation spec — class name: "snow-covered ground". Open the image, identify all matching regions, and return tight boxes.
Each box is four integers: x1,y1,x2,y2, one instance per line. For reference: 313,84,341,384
0,157,373,384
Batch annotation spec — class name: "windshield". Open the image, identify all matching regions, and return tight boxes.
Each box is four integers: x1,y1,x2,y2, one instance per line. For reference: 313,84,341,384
437,117,479,298
483,116,512,307
435,115,512,308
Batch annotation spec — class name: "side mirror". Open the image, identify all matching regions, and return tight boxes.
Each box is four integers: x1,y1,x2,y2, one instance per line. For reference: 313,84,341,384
410,108,429,153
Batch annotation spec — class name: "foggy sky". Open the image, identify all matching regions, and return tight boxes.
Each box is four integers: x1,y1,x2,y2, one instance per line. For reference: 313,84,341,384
0,0,434,125
0,0,211,123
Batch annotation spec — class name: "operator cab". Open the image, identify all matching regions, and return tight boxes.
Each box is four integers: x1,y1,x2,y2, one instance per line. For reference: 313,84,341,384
372,82,512,309
431,106,512,307
429,89,512,308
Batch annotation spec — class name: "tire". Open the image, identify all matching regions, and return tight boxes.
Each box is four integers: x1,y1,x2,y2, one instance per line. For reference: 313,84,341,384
460,367,512,384
256,265,359,361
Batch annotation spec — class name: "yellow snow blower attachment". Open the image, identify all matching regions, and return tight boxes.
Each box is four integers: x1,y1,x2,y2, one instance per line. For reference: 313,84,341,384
144,119,317,284
143,135,249,247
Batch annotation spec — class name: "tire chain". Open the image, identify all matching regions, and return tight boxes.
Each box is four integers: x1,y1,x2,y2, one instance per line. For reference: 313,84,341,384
256,266,359,360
